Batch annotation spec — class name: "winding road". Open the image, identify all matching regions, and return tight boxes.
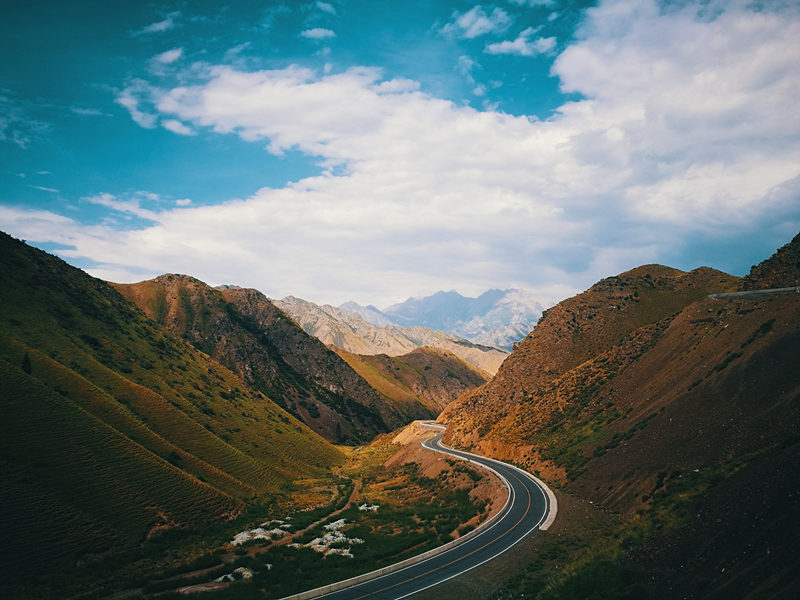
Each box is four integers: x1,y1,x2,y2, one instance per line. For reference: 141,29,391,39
285,425,556,600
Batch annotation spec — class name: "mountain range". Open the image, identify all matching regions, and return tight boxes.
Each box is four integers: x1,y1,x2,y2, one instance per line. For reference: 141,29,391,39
274,296,508,375
2,225,798,599
339,288,553,350
0,230,488,598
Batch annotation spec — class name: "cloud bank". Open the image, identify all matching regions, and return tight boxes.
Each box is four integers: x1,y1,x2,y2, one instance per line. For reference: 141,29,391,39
5,0,799,305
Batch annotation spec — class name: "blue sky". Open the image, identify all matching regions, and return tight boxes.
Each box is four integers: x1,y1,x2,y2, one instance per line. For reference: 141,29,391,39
1,0,798,306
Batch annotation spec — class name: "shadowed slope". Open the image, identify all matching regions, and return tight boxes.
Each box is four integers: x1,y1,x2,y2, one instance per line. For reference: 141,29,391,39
0,232,341,594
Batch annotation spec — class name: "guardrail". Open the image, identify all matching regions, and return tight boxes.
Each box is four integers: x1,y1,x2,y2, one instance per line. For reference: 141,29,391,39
708,286,800,300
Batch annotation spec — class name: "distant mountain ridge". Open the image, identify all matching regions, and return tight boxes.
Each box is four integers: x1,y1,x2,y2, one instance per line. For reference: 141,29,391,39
338,288,554,350
338,301,395,327
274,296,508,376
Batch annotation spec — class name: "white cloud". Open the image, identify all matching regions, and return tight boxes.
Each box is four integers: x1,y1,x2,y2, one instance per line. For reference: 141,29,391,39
115,81,158,129
0,95,51,148
458,55,477,77
373,78,420,94
136,12,180,35
441,6,512,39
85,192,161,222
316,1,336,14
30,185,59,193
301,27,336,39
8,0,799,306
175,198,192,206
153,47,184,64
485,27,556,55
71,106,106,117
507,0,554,6
162,119,195,135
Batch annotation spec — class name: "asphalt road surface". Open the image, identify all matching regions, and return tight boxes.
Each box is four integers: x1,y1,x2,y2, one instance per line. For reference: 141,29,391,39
306,431,554,600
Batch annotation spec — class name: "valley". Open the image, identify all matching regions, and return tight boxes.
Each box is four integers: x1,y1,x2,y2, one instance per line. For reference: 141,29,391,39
1,230,798,599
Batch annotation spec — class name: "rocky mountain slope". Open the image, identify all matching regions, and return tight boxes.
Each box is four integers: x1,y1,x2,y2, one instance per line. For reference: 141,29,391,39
339,301,395,327
742,230,800,290
0,232,341,597
274,296,507,376
333,346,489,413
341,288,553,350
114,276,434,443
441,239,800,598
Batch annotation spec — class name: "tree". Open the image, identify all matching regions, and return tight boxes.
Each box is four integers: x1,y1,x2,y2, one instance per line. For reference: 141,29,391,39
21,352,31,375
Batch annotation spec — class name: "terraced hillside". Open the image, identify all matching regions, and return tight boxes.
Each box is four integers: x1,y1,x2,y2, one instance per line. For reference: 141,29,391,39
442,238,800,598
0,232,342,598
115,276,426,443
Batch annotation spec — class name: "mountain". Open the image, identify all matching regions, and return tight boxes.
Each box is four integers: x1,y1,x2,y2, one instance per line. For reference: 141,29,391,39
332,346,489,413
441,243,800,598
341,288,554,350
338,301,395,327
742,230,800,290
442,265,740,441
114,276,434,443
275,296,508,376
0,232,341,596
383,289,507,329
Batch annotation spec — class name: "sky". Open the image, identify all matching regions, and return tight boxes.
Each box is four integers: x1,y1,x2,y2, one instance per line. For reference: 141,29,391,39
1,0,798,307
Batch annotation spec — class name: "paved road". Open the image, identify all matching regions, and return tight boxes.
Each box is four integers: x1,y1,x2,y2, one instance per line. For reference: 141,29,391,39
297,430,555,600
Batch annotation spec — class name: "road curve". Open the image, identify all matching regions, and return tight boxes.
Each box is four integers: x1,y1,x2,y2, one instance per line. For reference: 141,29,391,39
285,426,556,600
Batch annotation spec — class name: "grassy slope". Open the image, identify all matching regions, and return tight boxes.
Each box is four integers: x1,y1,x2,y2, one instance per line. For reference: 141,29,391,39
333,346,487,414
0,232,341,595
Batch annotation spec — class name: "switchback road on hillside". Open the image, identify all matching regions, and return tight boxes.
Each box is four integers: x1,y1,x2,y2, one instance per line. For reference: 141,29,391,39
284,426,557,600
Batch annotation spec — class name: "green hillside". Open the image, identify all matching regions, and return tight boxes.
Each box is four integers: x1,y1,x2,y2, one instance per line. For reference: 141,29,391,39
0,232,342,598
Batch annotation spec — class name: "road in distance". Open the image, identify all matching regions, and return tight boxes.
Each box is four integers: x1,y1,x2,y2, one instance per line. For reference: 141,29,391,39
304,431,554,600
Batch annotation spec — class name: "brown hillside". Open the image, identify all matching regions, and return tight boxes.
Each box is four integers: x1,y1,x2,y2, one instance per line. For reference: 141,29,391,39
440,247,800,598
333,346,488,414
115,275,430,443
742,231,800,290
441,265,739,447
